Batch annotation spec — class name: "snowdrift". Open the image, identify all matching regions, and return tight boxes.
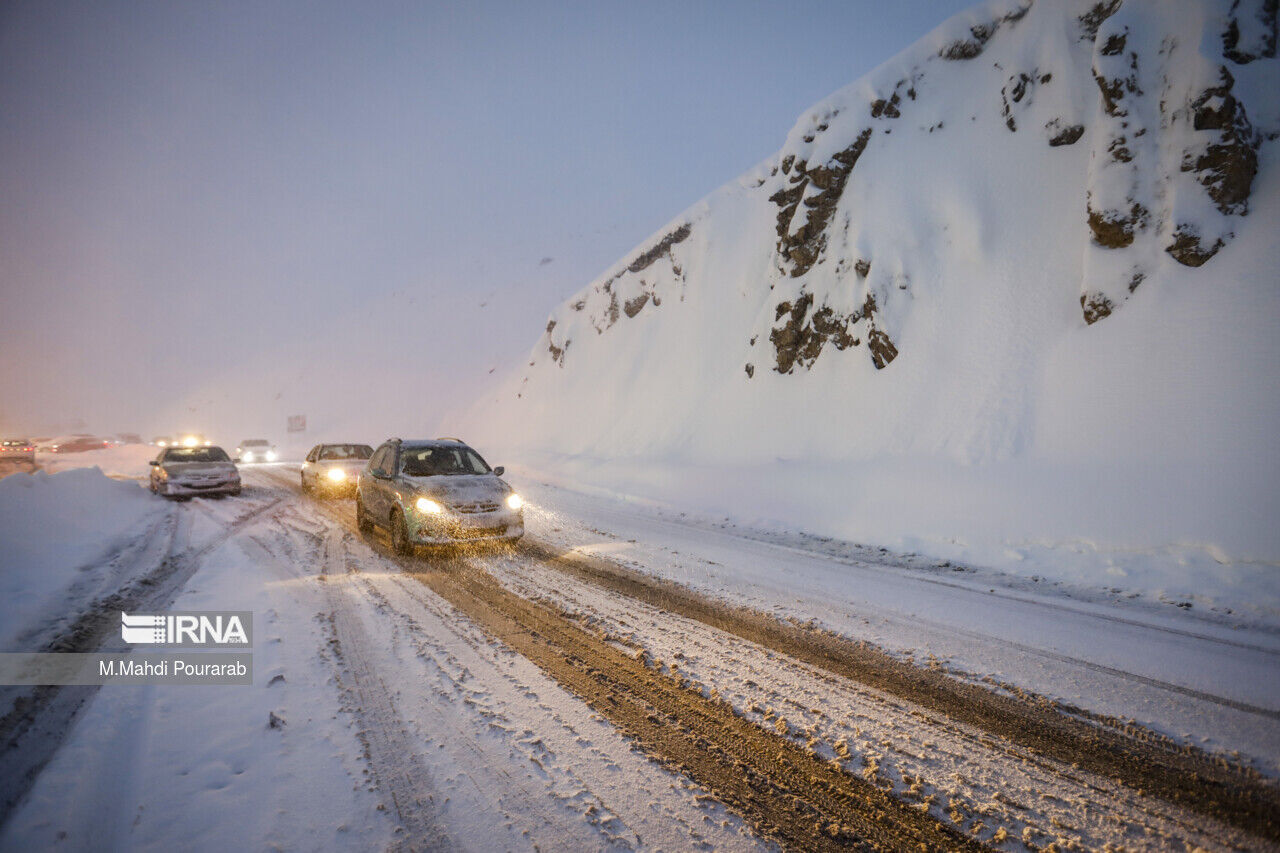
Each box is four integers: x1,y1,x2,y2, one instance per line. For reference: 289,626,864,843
452,0,1280,606
0,468,164,650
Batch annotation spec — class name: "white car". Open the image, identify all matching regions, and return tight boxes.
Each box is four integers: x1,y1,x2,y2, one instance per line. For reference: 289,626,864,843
149,446,241,499
235,439,277,463
301,443,373,496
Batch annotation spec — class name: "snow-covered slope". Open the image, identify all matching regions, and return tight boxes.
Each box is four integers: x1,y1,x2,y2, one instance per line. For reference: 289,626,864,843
453,0,1280,594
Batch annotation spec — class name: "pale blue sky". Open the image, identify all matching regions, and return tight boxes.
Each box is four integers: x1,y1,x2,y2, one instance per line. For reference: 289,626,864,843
0,0,976,437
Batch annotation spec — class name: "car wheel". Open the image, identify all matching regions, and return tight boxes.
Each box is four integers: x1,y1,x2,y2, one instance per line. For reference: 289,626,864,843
390,509,412,556
356,495,374,534
230,486,242,497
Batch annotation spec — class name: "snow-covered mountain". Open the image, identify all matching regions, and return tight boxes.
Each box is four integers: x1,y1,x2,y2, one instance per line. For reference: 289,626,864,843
455,0,1280,599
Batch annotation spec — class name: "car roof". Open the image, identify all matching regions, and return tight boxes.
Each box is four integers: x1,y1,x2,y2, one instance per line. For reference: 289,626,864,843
399,439,473,450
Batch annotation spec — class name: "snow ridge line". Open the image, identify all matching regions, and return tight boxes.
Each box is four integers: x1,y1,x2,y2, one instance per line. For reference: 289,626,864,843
0,491,287,827
516,537,1280,844
316,525,453,851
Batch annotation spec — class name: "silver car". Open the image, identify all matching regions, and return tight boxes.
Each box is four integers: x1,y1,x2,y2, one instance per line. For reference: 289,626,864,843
301,443,373,496
356,438,523,553
234,439,277,463
149,445,241,499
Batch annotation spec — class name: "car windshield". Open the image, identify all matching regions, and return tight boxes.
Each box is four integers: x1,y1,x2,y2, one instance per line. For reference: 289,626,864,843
242,440,269,447
165,447,230,463
400,446,490,477
320,444,373,460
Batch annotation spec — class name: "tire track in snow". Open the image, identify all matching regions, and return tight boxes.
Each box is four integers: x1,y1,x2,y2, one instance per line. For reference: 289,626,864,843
258,468,973,850
272,482,761,851
315,526,453,850
515,537,1280,844
483,546,1265,851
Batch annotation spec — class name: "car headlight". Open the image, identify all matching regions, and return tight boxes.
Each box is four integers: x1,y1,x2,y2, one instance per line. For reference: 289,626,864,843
415,497,443,514
242,452,254,462
182,436,197,447
506,493,523,511
265,450,277,461
327,467,346,482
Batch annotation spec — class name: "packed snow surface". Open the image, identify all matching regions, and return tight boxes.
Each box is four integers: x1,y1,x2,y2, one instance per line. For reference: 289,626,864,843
0,468,165,650
453,0,1280,603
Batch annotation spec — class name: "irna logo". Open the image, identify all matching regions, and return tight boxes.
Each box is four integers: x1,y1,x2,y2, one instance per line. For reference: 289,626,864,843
121,611,251,647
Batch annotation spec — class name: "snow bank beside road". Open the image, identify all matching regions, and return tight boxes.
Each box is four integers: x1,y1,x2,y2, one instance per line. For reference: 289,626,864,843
36,444,157,480
0,468,165,650
1,502,395,851
507,460,1280,630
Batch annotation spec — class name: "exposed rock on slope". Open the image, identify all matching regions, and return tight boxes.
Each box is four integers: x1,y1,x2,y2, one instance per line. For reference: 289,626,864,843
497,0,1276,471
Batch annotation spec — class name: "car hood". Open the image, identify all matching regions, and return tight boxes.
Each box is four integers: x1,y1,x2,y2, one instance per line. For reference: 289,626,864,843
163,461,237,476
321,460,367,472
406,474,508,504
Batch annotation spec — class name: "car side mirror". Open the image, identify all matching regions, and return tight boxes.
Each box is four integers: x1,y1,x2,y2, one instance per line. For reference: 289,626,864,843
149,460,159,466
493,466,504,477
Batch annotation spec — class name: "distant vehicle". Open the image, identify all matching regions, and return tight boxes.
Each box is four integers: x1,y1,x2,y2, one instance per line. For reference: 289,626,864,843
356,438,523,554
235,439,277,463
149,435,175,447
115,433,143,444
0,439,35,465
46,435,110,453
176,433,213,448
149,446,241,499
301,443,373,496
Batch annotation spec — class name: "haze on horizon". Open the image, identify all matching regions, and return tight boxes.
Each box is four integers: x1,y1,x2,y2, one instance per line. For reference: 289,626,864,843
0,0,973,444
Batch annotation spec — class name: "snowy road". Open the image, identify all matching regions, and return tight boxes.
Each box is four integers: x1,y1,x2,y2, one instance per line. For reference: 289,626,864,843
2,465,1277,850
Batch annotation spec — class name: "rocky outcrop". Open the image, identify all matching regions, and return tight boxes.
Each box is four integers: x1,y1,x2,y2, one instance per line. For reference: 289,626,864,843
938,4,1030,60
769,291,897,373
1076,0,1269,323
1166,225,1226,266
1087,200,1148,248
1222,0,1278,63
540,223,691,366
770,130,873,278
1046,119,1086,146
1183,69,1258,216
626,223,692,274
1079,0,1123,41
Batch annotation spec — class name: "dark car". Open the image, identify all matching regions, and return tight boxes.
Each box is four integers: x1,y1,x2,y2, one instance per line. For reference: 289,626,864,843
0,439,35,465
149,445,241,499
49,435,110,453
301,443,373,496
356,438,523,554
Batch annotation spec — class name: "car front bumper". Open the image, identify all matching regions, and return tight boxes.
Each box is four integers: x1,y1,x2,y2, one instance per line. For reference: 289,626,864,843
407,510,524,545
316,476,358,495
161,478,240,496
